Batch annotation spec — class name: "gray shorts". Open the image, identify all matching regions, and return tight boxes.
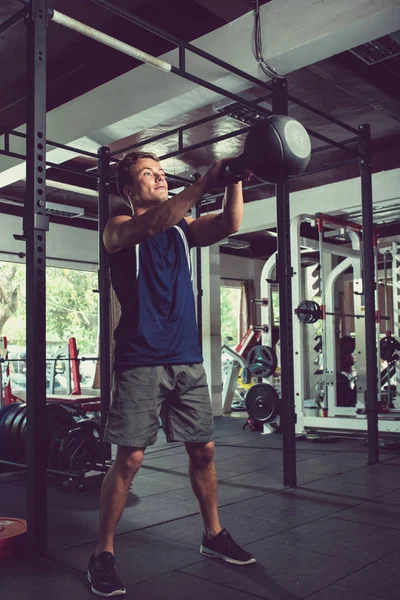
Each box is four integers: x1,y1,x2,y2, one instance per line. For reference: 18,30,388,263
104,363,214,448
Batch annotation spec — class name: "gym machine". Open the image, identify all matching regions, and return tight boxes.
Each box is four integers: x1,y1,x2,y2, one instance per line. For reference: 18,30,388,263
220,327,280,433
259,214,400,438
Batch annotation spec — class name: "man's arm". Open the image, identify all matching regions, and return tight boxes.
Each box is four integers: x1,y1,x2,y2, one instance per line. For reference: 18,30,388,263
103,165,222,253
185,181,244,247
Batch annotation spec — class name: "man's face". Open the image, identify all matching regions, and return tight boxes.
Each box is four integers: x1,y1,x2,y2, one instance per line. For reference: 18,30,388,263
126,158,168,210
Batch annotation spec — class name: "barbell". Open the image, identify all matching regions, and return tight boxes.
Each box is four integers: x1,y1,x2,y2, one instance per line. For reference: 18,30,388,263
295,300,390,325
0,356,99,364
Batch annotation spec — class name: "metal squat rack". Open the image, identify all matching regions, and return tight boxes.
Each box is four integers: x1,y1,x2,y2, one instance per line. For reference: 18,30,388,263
0,0,376,558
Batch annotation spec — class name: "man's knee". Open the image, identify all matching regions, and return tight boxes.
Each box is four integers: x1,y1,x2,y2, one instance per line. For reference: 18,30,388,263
114,446,144,481
186,441,215,467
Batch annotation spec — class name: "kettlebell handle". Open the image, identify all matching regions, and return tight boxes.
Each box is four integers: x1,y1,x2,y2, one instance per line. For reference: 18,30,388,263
221,154,248,184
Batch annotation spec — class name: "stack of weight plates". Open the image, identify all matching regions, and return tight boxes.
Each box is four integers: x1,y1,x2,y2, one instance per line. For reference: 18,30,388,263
0,517,27,560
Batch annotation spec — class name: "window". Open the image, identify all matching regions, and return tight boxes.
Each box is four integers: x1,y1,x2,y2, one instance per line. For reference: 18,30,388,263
271,289,280,326
0,261,98,393
220,281,242,348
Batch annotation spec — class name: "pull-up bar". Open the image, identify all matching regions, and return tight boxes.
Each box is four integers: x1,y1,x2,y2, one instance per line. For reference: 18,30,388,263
51,10,172,73
49,9,362,160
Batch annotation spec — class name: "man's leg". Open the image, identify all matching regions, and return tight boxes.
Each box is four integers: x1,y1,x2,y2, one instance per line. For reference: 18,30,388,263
185,441,222,539
185,440,256,565
95,445,144,556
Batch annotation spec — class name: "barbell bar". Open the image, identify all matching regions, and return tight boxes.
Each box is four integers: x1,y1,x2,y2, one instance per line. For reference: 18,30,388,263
0,356,99,364
295,300,390,324
252,298,269,307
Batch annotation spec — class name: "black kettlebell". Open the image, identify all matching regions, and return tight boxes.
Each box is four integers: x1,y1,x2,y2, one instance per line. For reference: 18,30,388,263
224,115,311,184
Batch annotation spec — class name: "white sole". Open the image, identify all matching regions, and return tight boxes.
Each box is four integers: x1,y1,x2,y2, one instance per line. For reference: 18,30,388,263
200,545,256,566
87,571,126,597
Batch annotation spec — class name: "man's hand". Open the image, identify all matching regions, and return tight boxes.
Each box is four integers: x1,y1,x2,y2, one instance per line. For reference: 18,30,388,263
202,160,251,194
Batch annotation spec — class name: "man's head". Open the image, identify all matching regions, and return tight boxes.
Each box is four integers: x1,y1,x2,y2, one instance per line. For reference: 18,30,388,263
117,151,168,213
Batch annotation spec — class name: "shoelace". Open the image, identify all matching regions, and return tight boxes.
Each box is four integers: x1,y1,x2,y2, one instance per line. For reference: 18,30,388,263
93,555,117,577
219,531,237,549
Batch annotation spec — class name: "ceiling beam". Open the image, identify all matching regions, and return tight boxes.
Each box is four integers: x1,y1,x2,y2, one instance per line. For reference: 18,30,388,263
0,0,399,188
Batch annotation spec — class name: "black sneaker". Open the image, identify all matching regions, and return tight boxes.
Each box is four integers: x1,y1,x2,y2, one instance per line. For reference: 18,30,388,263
200,529,256,565
87,552,126,597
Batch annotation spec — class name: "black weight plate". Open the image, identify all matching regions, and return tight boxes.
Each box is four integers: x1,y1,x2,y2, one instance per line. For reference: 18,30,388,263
297,300,321,324
18,412,28,464
380,336,400,363
45,403,77,433
5,404,23,462
248,346,278,377
11,405,27,463
0,404,17,460
249,361,270,379
6,404,26,463
245,383,279,422
1,404,23,462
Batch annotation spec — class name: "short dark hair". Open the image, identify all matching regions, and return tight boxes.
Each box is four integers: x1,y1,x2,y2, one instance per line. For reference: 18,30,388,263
116,151,159,205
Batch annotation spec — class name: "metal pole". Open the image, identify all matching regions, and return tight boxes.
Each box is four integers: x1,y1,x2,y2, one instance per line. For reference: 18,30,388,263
97,147,112,460
375,245,382,404
272,78,297,487
25,0,50,559
0,6,27,36
318,219,328,416
194,203,203,351
359,124,379,464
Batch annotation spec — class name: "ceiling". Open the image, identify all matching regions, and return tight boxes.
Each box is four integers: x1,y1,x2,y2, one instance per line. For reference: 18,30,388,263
0,0,399,260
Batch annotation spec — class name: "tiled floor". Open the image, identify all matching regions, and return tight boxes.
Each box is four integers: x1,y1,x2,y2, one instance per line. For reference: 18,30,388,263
1,416,400,599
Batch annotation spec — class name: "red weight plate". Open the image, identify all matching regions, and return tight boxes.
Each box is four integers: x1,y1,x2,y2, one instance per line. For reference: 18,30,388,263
0,517,27,560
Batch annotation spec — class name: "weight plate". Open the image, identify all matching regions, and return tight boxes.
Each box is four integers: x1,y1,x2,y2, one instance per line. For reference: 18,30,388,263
0,404,17,460
245,383,279,422
296,300,321,324
11,406,27,464
1,404,23,462
8,405,26,463
380,336,400,363
0,517,27,560
247,346,278,377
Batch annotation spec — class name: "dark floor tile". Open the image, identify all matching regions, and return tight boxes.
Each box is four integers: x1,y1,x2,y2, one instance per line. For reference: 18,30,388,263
225,487,361,527
302,476,388,500
382,455,400,465
295,453,370,475
48,484,203,547
54,530,202,587
0,557,92,600
0,481,27,516
119,485,200,528
327,463,400,491
266,516,400,564
308,584,383,599
333,498,400,531
339,549,400,599
296,438,364,452
128,570,263,600
215,450,284,475
216,473,277,505
214,444,273,460
129,470,189,497
217,464,325,497
182,538,361,599
142,452,192,470
378,488,400,504
145,509,289,547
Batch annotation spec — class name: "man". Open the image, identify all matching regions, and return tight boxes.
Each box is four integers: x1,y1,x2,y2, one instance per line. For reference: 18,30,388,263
88,151,255,598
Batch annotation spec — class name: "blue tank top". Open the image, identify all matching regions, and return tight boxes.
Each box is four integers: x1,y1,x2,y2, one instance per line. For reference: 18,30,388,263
107,218,202,368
